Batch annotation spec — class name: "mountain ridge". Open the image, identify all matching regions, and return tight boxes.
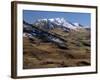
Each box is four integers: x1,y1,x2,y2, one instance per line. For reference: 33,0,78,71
33,17,89,31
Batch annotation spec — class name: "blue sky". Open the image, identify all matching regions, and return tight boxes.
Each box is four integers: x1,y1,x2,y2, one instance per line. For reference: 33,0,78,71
23,10,91,27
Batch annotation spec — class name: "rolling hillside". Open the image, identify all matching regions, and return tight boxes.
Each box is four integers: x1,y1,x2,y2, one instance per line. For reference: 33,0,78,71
23,18,91,69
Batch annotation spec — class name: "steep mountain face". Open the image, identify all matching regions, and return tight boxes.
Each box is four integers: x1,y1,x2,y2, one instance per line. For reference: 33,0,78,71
23,21,68,49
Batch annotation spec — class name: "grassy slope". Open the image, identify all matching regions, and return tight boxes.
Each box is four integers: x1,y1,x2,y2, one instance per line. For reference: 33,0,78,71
23,28,91,69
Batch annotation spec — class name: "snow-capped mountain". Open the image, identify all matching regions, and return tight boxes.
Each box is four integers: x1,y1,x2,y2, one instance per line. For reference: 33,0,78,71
33,18,86,31
23,18,90,48
23,20,67,48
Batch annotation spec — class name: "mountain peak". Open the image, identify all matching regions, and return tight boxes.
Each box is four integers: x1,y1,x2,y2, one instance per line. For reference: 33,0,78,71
33,17,87,31
36,17,66,23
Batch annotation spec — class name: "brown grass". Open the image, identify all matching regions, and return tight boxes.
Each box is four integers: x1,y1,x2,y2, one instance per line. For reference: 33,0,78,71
23,29,91,69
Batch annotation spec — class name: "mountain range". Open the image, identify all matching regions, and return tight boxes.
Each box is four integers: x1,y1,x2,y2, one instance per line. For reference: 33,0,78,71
33,18,88,31
23,17,91,69
23,18,90,45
